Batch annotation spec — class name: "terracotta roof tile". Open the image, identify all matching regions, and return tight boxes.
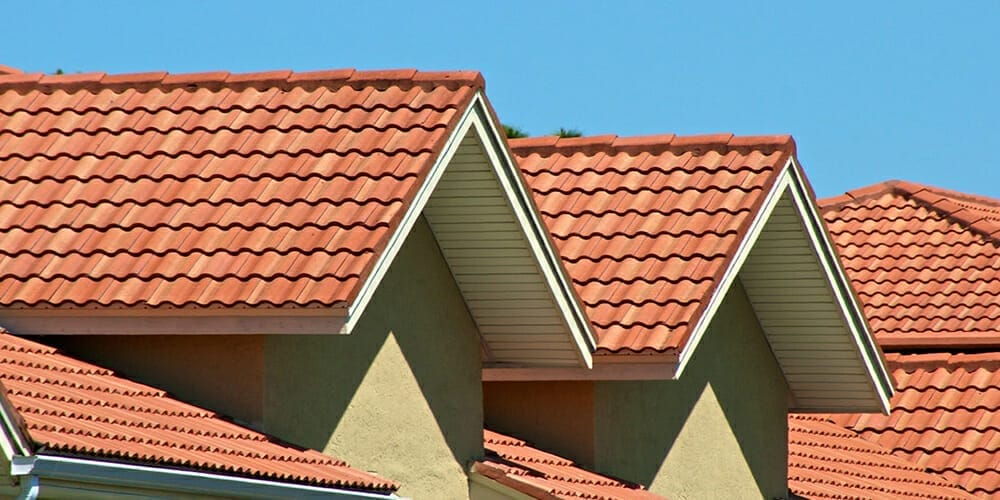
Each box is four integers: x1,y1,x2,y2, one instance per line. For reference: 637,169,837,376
478,429,662,499
511,134,794,353
819,181,1000,348
788,414,973,499
824,353,1000,497
0,329,396,492
0,68,482,309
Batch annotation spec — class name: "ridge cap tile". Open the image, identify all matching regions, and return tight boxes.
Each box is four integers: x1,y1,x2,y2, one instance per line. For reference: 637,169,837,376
0,67,485,95
510,131,793,158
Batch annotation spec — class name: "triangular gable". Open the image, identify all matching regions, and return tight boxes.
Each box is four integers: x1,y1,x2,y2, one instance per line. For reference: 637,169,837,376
346,91,596,367
0,68,595,368
486,135,892,413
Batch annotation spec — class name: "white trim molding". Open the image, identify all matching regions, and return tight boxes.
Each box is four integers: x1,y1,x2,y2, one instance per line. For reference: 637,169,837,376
10,454,399,499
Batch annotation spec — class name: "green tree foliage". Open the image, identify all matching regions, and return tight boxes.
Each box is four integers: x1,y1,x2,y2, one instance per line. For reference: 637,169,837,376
503,124,529,139
554,127,583,138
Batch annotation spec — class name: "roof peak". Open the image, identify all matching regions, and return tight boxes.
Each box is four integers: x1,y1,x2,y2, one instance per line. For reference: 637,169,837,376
0,67,485,95
509,133,795,157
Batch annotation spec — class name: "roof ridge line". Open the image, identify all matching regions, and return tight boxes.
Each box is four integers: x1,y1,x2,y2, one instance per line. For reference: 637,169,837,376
0,68,485,95
822,179,1000,246
509,132,795,157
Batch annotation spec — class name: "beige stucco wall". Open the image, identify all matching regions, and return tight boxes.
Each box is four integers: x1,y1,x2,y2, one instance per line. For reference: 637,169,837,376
44,334,264,427
594,280,789,499
263,217,484,499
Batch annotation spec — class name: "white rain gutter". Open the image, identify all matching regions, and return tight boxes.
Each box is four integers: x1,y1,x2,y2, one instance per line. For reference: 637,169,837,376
10,454,400,499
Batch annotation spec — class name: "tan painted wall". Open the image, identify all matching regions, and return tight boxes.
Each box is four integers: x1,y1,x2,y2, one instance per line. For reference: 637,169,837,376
469,474,534,500
44,335,264,427
483,381,595,467
263,218,484,499
594,280,789,499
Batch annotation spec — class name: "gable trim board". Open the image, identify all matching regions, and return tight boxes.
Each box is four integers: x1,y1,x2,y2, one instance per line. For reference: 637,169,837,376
8,455,398,499
485,156,893,413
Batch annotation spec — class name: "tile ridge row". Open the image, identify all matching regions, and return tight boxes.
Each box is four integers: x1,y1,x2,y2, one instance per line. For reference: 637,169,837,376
0,68,484,95
510,133,794,157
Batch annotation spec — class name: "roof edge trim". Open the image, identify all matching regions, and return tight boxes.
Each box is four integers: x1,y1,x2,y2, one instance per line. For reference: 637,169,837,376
11,454,397,499
782,159,894,411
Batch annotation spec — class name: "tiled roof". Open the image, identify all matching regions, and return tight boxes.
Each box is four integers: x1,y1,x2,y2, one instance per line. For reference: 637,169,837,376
477,429,662,499
820,180,1000,348
826,353,1000,497
0,68,481,309
0,328,397,492
511,134,794,353
788,414,972,499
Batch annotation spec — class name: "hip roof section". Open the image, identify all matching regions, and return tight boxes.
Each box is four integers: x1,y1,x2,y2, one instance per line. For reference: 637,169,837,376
821,181,1000,350
0,328,397,493
0,68,480,309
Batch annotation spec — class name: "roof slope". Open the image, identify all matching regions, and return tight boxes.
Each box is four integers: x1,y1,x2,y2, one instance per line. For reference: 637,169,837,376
477,429,662,499
789,414,972,499
825,353,1000,497
0,329,396,492
820,180,1000,348
0,68,480,309
511,134,793,353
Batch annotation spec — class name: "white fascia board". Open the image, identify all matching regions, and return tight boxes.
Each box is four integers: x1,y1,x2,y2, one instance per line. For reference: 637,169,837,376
0,388,31,462
783,158,894,412
672,162,793,378
341,92,597,368
11,455,398,499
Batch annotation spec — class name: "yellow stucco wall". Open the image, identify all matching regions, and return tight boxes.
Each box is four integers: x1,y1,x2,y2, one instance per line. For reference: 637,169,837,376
594,280,790,499
263,217,484,499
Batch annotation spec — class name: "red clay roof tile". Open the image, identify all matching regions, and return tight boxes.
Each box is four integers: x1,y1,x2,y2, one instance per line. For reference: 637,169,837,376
0,68,481,309
788,414,973,499
479,429,662,499
0,329,396,492
820,181,1000,348
822,353,1000,497
512,134,794,353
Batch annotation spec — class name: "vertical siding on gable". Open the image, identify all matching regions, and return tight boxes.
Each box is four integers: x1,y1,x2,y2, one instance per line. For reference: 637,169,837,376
263,217,483,499
594,280,789,499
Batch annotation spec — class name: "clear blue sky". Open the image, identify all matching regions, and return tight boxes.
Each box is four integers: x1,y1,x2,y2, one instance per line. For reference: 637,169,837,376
4,1,997,198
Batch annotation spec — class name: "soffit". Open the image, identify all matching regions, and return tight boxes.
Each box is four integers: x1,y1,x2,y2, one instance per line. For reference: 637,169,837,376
741,189,886,412
425,129,585,367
